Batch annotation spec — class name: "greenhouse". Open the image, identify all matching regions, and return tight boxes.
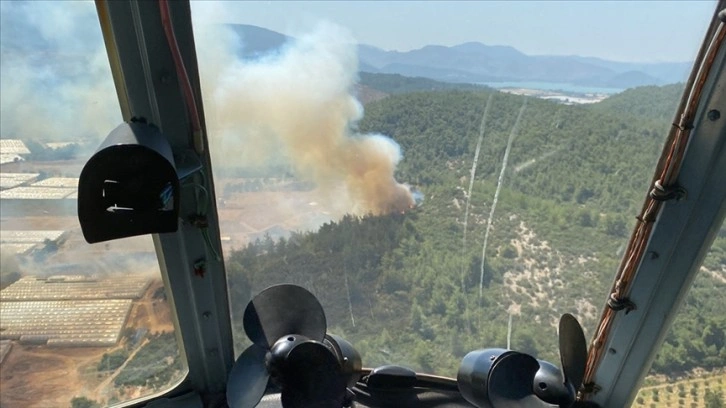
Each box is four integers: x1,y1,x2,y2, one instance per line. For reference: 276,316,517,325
0,299,133,346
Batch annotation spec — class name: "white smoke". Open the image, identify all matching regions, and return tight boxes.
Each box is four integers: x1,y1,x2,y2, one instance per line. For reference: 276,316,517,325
195,23,414,215
0,2,414,216
0,1,120,144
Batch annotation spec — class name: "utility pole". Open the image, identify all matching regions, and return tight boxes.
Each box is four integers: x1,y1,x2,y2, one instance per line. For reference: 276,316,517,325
506,312,513,349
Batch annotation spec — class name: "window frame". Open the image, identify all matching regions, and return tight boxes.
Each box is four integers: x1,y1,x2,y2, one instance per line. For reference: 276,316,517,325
96,1,235,405
588,4,726,405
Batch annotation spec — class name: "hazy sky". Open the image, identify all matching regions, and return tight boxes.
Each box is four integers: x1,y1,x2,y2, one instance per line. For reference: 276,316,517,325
191,1,715,63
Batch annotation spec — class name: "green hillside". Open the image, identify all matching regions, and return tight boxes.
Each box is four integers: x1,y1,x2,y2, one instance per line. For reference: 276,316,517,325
593,83,685,122
225,86,726,380
359,72,488,95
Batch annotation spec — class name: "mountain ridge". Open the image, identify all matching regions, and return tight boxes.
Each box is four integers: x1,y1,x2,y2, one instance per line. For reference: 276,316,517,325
227,24,692,89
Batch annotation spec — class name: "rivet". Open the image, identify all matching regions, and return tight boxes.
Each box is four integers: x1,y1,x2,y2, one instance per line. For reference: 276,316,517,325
707,109,720,121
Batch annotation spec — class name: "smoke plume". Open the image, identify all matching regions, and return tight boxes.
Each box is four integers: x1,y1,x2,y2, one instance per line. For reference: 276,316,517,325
195,23,414,215
0,1,121,146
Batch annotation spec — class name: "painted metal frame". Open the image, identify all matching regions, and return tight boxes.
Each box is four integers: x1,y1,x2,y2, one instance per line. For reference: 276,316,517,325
590,7,726,406
95,1,234,405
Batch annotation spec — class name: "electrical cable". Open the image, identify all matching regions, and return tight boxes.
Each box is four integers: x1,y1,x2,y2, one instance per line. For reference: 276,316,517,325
158,0,204,154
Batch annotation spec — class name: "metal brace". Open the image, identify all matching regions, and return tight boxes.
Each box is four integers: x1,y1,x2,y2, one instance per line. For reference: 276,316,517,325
607,293,637,314
649,180,686,201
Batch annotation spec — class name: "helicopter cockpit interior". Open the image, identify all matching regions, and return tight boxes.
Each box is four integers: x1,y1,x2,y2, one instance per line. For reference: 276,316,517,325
0,1,724,408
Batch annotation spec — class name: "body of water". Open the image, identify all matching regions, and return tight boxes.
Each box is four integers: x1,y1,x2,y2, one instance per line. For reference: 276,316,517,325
480,81,624,95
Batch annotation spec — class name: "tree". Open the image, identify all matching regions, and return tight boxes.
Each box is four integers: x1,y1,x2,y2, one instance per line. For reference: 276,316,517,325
702,323,725,350
705,389,724,408
575,186,596,204
603,214,627,237
70,397,100,408
410,301,423,332
575,209,595,228
500,244,518,259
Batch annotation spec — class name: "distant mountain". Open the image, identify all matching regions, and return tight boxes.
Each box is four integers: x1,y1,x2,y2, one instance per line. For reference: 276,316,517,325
358,72,487,95
569,56,692,84
227,24,692,90
227,24,289,58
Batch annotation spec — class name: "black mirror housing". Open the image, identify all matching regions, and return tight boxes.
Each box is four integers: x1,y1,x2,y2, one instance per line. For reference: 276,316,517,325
78,121,180,243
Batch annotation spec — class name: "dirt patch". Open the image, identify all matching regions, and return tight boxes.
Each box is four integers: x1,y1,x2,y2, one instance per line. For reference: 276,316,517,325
129,280,174,334
0,345,108,408
217,188,336,249
503,221,597,323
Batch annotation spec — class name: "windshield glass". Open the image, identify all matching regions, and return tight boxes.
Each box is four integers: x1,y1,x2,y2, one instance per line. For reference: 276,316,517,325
190,0,718,381
0,2,186,407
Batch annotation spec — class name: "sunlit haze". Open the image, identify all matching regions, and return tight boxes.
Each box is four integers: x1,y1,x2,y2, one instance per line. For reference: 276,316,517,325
191,0,715,62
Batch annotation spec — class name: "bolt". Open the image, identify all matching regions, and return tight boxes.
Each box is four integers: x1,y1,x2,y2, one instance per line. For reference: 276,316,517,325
202,311,211,319
707,109,720,121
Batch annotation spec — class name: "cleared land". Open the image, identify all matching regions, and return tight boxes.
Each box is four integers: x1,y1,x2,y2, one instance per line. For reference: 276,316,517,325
216,185,336,252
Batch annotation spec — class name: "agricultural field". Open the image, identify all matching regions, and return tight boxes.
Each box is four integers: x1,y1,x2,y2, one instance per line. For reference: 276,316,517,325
635,372,726,408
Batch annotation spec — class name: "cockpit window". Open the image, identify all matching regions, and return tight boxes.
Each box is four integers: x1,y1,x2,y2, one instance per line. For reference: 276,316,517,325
2,1,720,407
0,2,187,407
189,0,718,382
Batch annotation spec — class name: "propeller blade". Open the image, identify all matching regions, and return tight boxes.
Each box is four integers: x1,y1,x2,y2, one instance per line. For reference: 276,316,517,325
244,284,327,348
488,352,549,408
280,341,346,408
559,313,588,391
227,344,270,408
